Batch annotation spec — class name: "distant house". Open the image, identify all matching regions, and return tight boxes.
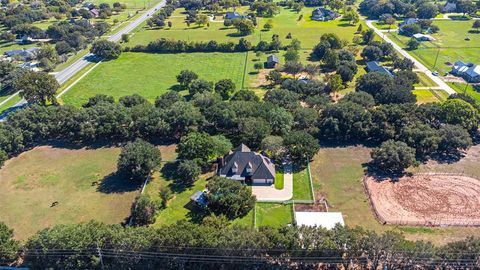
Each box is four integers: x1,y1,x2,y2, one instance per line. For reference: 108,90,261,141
19,35,34,44
366,61,393,77
413,33,435,41
311,7,338,21
399,18,419,34
265,54,279,68
190,191,208,208
443,2,457,13
225,11,244,20
400,18,419,27
82,2,95,9
90,8,100,18
218,144,276,185
19,62,39,71
452,61,480,83
5,48,40,61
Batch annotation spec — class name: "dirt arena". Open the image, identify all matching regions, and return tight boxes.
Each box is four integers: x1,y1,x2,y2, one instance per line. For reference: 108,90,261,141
364,174,480,226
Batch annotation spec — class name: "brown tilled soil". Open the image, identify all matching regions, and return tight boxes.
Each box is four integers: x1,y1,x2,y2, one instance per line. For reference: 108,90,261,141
365,175,480,226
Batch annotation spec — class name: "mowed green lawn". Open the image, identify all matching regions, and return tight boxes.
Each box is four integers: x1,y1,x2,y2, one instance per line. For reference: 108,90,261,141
292,165,314,201
255,203,293,227
127,6,359,49
412,89,440,104
0,146,138,240
61,52,247,106
387,20,480,74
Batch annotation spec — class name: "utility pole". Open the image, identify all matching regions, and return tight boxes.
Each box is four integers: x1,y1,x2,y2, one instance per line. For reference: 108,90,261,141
97,244,105,270
432,48,440,70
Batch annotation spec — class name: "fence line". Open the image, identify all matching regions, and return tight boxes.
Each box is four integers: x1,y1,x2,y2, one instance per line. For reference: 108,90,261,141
306,161,316,204
363,173,480,227
362,176,387,225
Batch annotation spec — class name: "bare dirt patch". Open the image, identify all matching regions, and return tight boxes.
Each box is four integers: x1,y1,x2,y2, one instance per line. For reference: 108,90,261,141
365,174,480,227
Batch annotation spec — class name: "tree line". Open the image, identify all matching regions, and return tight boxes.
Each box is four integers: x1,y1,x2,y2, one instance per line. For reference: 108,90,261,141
125,36,285,53
0,73,478,174
2,218,480,269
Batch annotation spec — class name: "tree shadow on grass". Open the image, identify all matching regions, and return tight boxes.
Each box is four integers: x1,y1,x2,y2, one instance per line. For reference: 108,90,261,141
96,172,143,194
337,23,354,27
160,161,193,193
169,84,184,92
227,32,247,37
184,200,208,224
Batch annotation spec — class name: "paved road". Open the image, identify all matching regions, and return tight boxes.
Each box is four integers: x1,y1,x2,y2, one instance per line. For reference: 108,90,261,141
0,0,166,120
252,164,293,202
366,20,456,95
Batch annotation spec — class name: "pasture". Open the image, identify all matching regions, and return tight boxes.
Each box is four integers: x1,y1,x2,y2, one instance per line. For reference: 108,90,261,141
126,6,359,49
60,52,248,106
387,20,480,74
309,146,480,245
0,146,138,240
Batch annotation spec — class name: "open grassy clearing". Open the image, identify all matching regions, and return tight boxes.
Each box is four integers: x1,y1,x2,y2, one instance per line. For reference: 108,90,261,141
414,72,438,87
310,146,480,245
126,6,359,50
0,145,138,240
255,203,293,227
413,89,440,104
60,52,247,106
292,165,314,201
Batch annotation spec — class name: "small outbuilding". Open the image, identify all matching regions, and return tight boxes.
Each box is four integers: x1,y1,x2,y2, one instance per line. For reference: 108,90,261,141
190,191,208,208
413,33,435,41
225,11,244,20
265,54,279,68
366,61,393,77
90,8,100,18
295,212,345,229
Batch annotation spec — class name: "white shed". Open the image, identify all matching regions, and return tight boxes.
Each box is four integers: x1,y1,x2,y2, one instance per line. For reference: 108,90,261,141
295,212,345,229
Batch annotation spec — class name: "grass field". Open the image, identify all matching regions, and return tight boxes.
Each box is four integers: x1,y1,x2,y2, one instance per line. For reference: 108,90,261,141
0,146,138,240
414,72,438,87
60,52,248,106
387,20,480,74
449,82,480,103
255,203,293,227
310,146,480,245
292,165,314,201
127,6,359,50
413,89,440,104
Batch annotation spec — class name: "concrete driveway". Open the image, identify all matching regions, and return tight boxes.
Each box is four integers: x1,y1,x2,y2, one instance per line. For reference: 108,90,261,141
252,164,293,202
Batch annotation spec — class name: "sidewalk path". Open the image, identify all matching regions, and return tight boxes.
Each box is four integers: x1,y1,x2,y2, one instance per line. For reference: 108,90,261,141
252,164,293,202
366,20,456,96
